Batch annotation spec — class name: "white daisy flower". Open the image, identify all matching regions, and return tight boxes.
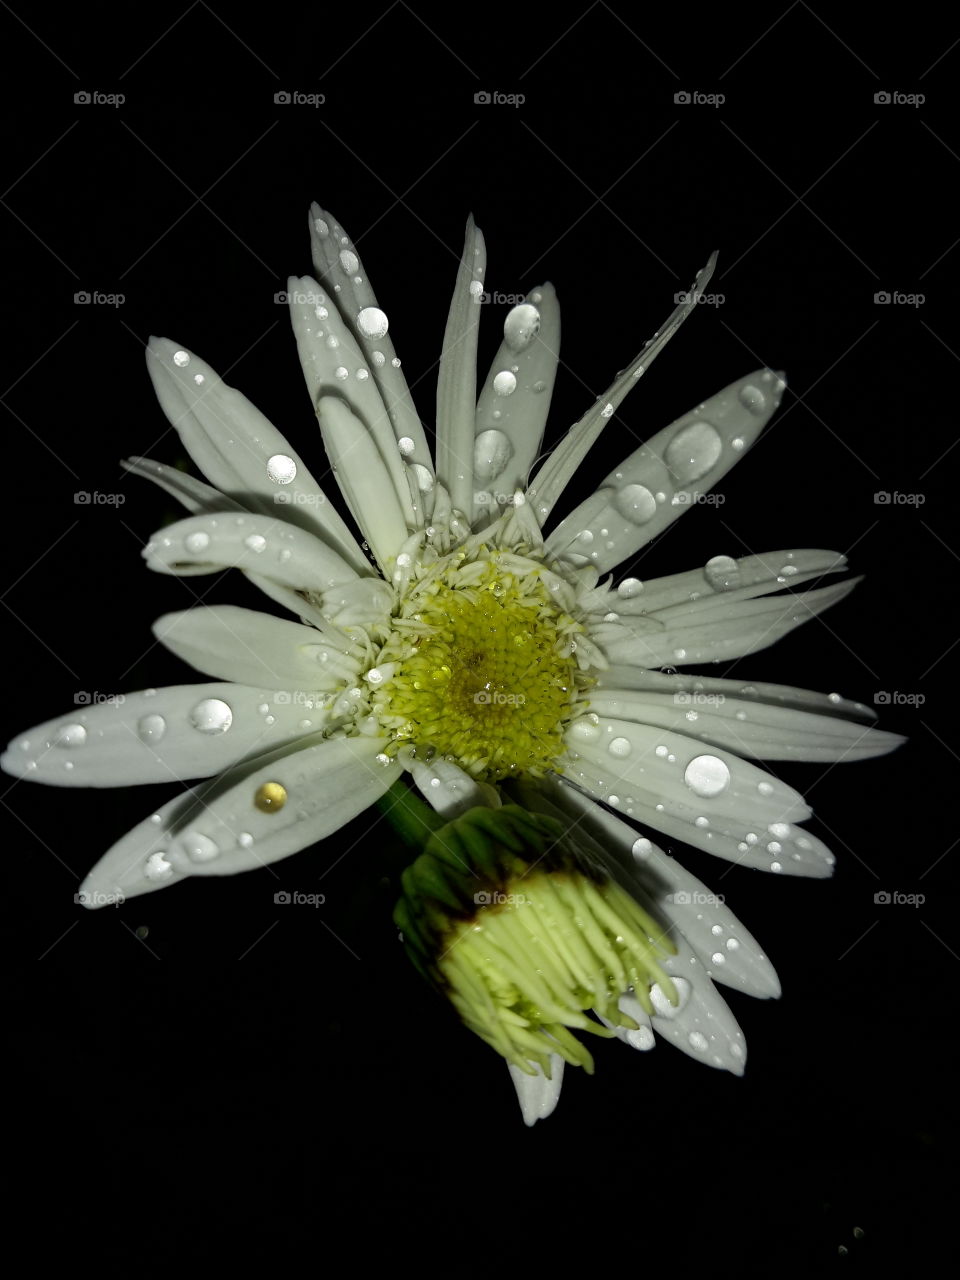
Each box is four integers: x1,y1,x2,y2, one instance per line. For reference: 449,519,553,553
2,205,902,1124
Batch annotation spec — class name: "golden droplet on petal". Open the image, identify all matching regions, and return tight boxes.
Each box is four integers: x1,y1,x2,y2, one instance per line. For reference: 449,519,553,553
255,781,287,813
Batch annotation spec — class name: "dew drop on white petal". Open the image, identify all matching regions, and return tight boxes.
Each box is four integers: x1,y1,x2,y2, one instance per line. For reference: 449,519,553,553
695,815,710,828
411,463,434,493
768,822,791,838
757,780,774,797
266,454,297,485
632,837,653,861
828,691,841,704
493,370,517,396
613,483,657,524
651,976,692,1017
711,952,725,966
194,374,205,385
238,832,254,848
738,383,766,414
771,861,782,873
664,421,723,483
339,249,359,274
181,832,219,863
503,303,540,352
468,279,484,298
600,403,614,419
655,745,669,758
356,306,389,339
683,754,731,798
244,534,266,553
473,429,513,482
731,436,745,451
711,923,723,935
726,937,740,951
371,350,386,367
568,716,601,744
54,724,86,748
185,531,210,554
314,217,329,236
608,736,632,758
391,357,401,368
334,366,349,380
617,577,643,598
396,437,416,458
577,530,594,545
745,832,758,845
532,380,546,394
608,795,620,806
730,1042,744,1060
173,351,190,368
688,1031,709,1052
137,714,166,744
144,852,173,881
189,698,233,734
704,554,741,592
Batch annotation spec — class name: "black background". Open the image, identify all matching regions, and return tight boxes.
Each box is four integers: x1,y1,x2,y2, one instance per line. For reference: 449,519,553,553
2,4,954,1269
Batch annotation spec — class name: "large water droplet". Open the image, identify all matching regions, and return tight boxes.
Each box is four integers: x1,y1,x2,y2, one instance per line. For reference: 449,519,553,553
665,421,723,483
54,724,86,748
683,754,731,798
608,736,632,757
356,306,389,339
474,429,514,482
189,698,233,734
180,832,219,863
144,851,173,881
704,554,741,592
613,484,657,524
172,351,190,368
185,531,210,554
632,836,653,860
651,976,692,1017
244,534,266,553
617,577,643,598
568,716,601,744
739,383,766,414
266,454,297,485
503,303,541,352
137,714,166,744
339,249,359,274
493,370,517,396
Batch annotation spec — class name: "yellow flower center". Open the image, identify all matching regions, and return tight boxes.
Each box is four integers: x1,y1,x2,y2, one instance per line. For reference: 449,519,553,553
376,549,586,780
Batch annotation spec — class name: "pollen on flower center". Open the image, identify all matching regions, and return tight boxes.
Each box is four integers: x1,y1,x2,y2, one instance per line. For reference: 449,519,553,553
374,549,587,780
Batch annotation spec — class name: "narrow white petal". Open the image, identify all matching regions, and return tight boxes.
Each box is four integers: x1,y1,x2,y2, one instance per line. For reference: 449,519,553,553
586,686,903,762
649,947,747,1074
2,684,332,787
508,1055,564,1126
122,456,244,515
556,759,834,877
546,779,781,999
317,394,409,573
308,206,433,481
401,752,497,819
77,736,399,906
146,337,365,571
154,606,360,691
472,283,560,523
435,216,486,519
606,549,847,617
596,578,859,668
526,252,717,523
287,274,419,528
546,368,786,571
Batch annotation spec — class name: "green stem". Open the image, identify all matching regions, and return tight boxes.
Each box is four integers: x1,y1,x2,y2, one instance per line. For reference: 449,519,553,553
375,778,447,853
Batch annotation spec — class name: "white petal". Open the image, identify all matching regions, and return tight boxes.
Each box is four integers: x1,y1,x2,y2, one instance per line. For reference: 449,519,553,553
435,215,486,519
597,994,656,1051
472,283,560,523
287,274,419,528
606,549,847,616
78,735,399,906
586,686,903,762
526,252,717,523
308,206,434,482
545,368,786,571
316,394,409,572
559,726,837,876
154,606,361,691
546,779,781,999
595,578,859,668
401,752,497,820
649,947,747,1074
146,337,366,571
2,684,332,787
508,1055,564,1126
122,456,244,515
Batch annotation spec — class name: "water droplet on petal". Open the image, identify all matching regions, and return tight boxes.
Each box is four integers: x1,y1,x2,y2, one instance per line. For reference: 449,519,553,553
474,429,514,482
683,754,731,798
137,714,166,743
704,554,741,592
185,531,210,554
244,534,266,553
144,851,173,881
608,736,632,757
688,1031,709,1052
181,832,219,863
739,383,766,414
493,370,517,396
266,454,297,485
356,306,389,339
54,724,87,748
339,249,359,274
632,837,653,860
665,421,723,483
617,577,643,598
173,351,190,368
613,483,657,524
189,698,233,734
651,976,691,1017
503,303,540,352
